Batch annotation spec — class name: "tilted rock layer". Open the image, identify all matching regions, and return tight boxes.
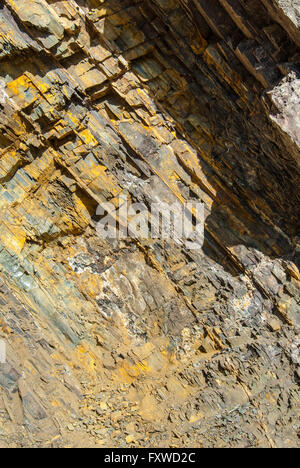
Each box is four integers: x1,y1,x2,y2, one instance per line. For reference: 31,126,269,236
0,0,299,448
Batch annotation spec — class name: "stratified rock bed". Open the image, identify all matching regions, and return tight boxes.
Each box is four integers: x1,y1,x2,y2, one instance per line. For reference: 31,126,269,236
0,0,299,448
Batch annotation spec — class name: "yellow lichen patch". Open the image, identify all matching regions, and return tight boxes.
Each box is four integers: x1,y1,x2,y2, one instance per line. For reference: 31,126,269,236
125,87,157,115
265,392,277,405
0,223,26,254
64,111,81,129
77,272,103,300
6,74,40,108
189,412,204,423
116,358,153,385
51,400,62,408
72,193,92,226
88,165,120,197
0,317,13,335
0,150,20,177
25,72,52,101
75,344,98,375
6,234,26,254
78,129,98,147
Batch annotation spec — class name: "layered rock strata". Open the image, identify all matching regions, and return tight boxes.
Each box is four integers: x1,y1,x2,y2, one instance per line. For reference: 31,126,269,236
0,0,299,448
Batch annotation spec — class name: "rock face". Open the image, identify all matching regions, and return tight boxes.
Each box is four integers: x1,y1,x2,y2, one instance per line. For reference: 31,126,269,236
0,0,299,448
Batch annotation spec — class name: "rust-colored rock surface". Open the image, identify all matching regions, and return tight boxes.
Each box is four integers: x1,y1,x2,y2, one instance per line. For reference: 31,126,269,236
0,0,299,448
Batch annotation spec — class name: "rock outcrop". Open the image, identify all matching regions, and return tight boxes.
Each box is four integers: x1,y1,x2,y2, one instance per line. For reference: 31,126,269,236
0,0,299,448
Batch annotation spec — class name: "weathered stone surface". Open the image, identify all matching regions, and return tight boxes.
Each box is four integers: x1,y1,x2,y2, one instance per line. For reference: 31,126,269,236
0,0,299,448
262,0,300,47
269,71,300,150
